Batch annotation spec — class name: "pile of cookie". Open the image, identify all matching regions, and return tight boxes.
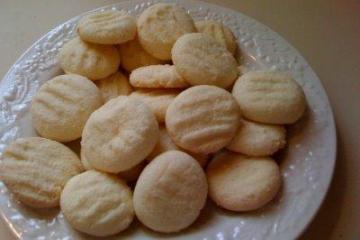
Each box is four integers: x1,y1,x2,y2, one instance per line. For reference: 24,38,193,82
0,3,306,237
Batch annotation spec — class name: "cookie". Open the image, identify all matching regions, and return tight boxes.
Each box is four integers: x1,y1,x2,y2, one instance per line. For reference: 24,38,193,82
96,71,133,102
134,150,207,233
58,37,120,80
77,10,136,44
60,170,134,237
81,148,145,182
80,147,92,170
195,20,237,55
172,33,238,88
147,125,208,167
232,71,306,124
119,37,164,72
137,3,196,60
129,65,189,88
130,89,181,123
227,119,286,156
31,74,103,142
0,137,82,208
207,151,281,211
81,96,159,173
166,85,241,154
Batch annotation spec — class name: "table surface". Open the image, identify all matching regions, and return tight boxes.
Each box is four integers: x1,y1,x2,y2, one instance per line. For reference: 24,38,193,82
0,0,359,239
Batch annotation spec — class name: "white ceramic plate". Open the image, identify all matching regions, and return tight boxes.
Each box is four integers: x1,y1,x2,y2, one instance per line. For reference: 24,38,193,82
0,0,336,239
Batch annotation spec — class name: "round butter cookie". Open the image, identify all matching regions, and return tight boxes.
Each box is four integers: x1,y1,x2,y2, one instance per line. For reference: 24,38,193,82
119,37,165,72
31,74,103,142
58,37,120,80
147,125,208,167
227,119,286,156
172,33,238,88
0,137,82,208
129,65,189,88
80,148,145,182
134,150,207,233
207,151,281,211
195,20,237,55
77,10,136,45
232,71,306,124
137,3,196,60
166,85,241,154
60,170,134,237
81,96,159,173
130,89,181,123
96,71,133,102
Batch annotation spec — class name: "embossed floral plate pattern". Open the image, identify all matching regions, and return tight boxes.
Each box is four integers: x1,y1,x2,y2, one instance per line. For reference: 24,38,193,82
0,0,336,239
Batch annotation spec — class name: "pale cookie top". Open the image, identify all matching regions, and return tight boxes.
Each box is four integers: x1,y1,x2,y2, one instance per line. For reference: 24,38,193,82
137,3,196,60
119,37,165,72
232,71,306,124
96,71,133,102
58,37,120,80
227,119,287,156
195,20,237,55
60,170,134,237
172,33,238,88
77,10,136,44
133,150,207,233
81,96,159,173
31,74,103,142
166,85,241,154
129,65,189,88
0,137,82,208
130,89,180,123
147,125,208,167
207,151,281,211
